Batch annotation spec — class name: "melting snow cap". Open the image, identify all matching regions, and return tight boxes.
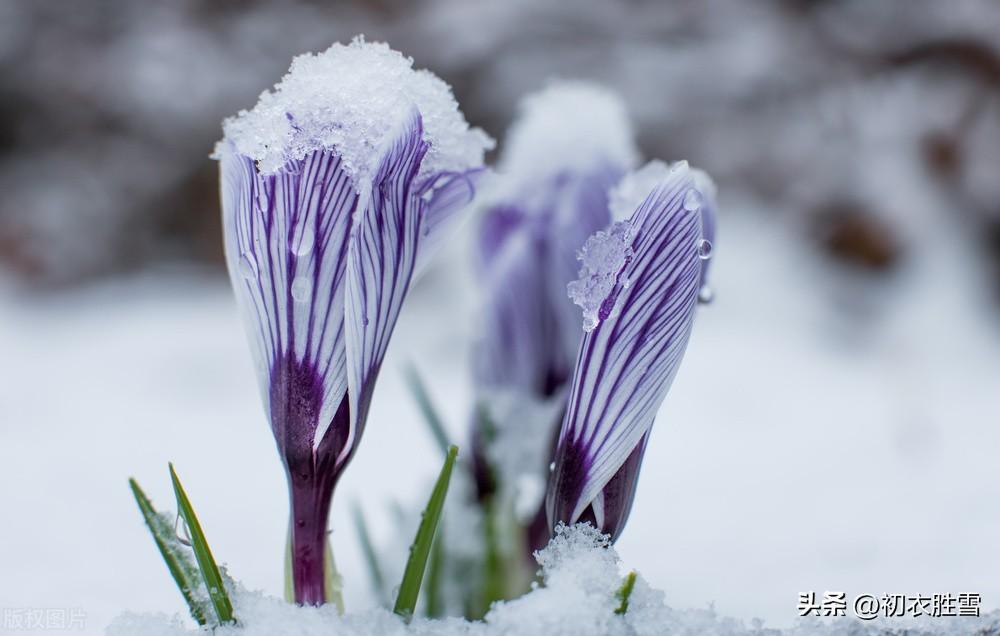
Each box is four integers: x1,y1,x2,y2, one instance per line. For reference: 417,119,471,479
499,80,639,184
216,36,494,182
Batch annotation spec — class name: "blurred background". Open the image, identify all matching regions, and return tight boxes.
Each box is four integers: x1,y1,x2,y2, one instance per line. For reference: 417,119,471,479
1,0,999,633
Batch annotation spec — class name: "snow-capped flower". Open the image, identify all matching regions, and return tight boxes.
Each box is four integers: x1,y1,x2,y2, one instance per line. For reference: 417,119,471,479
470,82,638,509
545,160,715,542
216,37,492,605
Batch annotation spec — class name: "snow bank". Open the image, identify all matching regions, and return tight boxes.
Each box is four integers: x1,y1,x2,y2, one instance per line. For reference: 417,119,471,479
107,523,999,636
216,36,494,180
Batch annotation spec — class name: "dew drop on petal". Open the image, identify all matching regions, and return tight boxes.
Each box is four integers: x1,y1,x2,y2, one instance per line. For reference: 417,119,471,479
683,188,702,211
549,462,556,473
238,255,255,279
697,239,713,260
174,513,192,547
294,228,315,256
291,276,312,302
698,285,714,304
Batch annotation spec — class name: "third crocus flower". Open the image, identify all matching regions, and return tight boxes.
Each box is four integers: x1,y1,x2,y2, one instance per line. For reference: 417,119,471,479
215,37,492,606
546,159,716,541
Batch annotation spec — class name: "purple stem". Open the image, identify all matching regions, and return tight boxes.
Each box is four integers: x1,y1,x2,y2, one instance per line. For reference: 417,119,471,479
288,471,336,605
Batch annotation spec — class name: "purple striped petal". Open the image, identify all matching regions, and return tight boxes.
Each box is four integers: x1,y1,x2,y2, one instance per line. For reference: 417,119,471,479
221,147,356,460
474,164,622,400
546,162,705,540
343,108,428,461
415,167,485,276
473,225,568,397
476,204,525,273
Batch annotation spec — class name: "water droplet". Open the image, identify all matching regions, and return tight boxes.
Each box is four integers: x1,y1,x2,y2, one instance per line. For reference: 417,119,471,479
698,285,714,304
238,255,255,279
291,277,312,302
293,228,315,256
696,239,713,260
174,513,192,547
683,188,702,211
549,462,556,473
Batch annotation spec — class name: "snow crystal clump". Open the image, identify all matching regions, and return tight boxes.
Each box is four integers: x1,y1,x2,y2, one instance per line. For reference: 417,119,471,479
499,81,639,185
216,36,494,182
567,221,633,331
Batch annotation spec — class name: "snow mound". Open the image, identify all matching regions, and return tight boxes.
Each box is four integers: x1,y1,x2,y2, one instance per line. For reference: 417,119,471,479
216,36,494,181
499,81,638,184
108,523,1000,635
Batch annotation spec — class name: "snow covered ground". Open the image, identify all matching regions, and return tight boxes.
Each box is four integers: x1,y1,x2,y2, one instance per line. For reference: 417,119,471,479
2,207,999,634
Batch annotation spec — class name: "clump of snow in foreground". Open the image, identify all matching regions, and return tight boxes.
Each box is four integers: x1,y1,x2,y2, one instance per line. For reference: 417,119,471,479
108,524,999,636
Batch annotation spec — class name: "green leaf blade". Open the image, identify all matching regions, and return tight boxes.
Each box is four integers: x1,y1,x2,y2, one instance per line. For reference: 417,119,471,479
403,364,451,456
614,570,638,615
352,502,388,605
393,445,458,621
169,464,235,625
128,478,211,626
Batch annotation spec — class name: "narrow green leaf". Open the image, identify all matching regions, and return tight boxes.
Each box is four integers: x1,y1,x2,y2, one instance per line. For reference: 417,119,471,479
169,464,235,624
614,570,638,615
128,478,210,626
352,502,388,605
283,529,294,603
393,445,458,621
424,525,445,618
403,363,451,456
478,498,505,619
324,537,345,613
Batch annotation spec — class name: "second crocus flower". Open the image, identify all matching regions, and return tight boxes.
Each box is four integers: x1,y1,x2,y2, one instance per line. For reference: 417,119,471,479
471,82,639,511
546,160,716,542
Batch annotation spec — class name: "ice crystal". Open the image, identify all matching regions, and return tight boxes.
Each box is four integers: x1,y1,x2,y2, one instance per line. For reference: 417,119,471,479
567,221,633,331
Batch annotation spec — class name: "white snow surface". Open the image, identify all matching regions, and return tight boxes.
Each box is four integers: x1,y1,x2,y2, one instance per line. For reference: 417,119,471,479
216,36,494,180
498,81,638,185
108,524,1000,636
2,201,1000,634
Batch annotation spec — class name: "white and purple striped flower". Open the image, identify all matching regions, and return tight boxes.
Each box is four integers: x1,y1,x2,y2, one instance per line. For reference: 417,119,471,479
470,83,638,511
546,160,717,542
215,38,492,605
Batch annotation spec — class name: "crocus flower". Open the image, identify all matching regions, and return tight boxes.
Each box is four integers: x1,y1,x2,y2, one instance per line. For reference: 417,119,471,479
215,37,492,605
470,82,638,507
545,160,717,542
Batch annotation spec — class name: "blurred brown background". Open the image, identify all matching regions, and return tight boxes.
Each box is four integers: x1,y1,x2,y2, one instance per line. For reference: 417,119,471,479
2,0,999,296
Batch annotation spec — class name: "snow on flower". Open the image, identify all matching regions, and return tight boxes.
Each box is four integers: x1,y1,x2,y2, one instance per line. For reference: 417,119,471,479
216,36,493,605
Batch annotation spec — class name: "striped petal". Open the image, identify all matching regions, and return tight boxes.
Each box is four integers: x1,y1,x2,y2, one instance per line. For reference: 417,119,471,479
474,222,567,397
415,168,485,276
474,166,621,400
220,146,356,459
343,108,429,465
546,162,704,537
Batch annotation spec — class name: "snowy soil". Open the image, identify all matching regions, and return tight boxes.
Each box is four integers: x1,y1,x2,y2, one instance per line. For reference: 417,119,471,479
2,210,999,634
